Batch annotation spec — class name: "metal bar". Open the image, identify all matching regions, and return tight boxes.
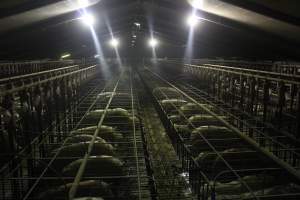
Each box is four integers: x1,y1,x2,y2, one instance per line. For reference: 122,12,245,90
151,68,300,182
204,63,300,80
21,78,111,200
162,60,300,84
0,65,79,84
183,83,300,157
68,76,121,199
143,68,259,199
161,59,300,81
0,65,97,96
297,91,300,139
130,70,142,199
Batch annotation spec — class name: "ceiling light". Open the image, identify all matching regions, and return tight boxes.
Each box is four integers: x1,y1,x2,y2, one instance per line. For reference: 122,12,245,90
187,14,198,27
149,38,158,48
94,54,99,58
61,53,71,59
134,22,141,27
133,35,137,38
80,13,95,26
110,38,119,47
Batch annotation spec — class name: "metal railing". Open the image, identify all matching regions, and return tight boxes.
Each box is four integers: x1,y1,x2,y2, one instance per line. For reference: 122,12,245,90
139,65,300,199
0,69,155,200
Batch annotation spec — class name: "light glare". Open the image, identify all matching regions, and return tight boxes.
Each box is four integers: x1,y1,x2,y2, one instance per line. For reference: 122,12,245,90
188,0,204,9
61,53,71,59
110,38,119,47
149,38,158,48
187,14,198,27
80,13,95,26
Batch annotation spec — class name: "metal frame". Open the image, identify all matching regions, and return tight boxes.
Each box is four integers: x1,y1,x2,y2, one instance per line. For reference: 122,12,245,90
0,75,105,199
0,60,81,78
159,58,300,76
0,64,98,171
139,65,300,200
158,60,300,141
0,65,80,85
1,68,156,200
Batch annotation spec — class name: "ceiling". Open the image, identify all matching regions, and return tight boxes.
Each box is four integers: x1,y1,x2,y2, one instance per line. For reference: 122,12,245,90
0,0,299,60
248,0,300,19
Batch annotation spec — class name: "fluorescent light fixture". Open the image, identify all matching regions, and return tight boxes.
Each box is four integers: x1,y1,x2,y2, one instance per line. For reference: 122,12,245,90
187,14,198,27
61,53,71,59
94,54,99,58
80,13,95,26
109,38,119,47
132,35,137,38
149,38,158,48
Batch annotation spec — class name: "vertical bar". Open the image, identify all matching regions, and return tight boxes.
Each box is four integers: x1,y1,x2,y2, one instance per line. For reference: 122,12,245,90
217,72,222,100
296,90,300,139
277,81,286,129
249,78,256,116
262,80,270,123
239,76,245,130
230,77,236,107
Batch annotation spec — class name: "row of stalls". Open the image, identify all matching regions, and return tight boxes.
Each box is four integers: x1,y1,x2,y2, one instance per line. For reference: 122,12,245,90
0,62,156,200
0,62,100,199
0,60,82,78
159,60,300,140
1,58,300,199
164,59,300,76
139,64,300,199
